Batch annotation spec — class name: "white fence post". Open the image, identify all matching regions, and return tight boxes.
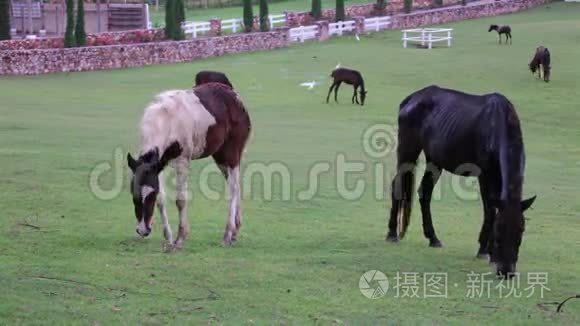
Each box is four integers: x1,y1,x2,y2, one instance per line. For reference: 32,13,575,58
447,30,451,47
428,32,432,49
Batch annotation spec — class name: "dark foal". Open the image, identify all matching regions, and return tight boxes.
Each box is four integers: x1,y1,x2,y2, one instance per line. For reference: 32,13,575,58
529,46,551,82
195,70,234,88
488,24,512,44
386,85,536,278
326,68,367,106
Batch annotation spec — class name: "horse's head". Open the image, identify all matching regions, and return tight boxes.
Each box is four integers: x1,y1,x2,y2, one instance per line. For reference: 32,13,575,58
488,24,498,32
360,90,367,106
127,141,182,237
490,196,537,278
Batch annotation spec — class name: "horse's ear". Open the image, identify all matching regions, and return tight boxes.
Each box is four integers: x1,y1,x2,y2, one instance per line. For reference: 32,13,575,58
127,153,138,173
156,141,183,173
521,195,537,212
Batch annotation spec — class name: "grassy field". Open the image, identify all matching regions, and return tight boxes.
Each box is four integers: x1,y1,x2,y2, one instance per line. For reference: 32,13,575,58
1,1,580,324
149,0,371,25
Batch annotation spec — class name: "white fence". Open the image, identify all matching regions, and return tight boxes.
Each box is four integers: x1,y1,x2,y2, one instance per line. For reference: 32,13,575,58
329,20,356,36
269,14,286,28
364,16,391,32
222,18,243,33
289,25,318,42
182,21,211,38
402,28,453,49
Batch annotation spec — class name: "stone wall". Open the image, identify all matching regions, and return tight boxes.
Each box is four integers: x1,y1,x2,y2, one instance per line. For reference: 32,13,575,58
390,0,548,29
0,29,289,75
0,29,165,50
284,0,460,27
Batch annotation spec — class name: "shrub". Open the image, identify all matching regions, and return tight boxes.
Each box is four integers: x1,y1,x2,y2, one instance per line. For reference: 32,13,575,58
404,0,412,13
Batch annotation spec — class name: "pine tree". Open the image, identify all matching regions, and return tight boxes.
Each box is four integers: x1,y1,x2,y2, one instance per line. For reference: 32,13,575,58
75,0,86,46
259,0,269,32
335,0,345,22
404,0,412,13
175,0,185,39
242,0,253,33
0,0,11,40
64,0,76,47
311,0,322,21
165,0,176,39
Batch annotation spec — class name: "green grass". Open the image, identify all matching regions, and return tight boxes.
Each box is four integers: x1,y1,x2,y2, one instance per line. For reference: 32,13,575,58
150,0,371,25
1,1,580,324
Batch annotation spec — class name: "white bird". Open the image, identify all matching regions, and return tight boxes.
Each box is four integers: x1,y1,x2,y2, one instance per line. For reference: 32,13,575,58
299,81,318,90
335,62,341,69
355,34,360,41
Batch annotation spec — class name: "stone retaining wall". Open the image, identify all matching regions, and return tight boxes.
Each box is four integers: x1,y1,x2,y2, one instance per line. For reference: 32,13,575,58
0,29,289,75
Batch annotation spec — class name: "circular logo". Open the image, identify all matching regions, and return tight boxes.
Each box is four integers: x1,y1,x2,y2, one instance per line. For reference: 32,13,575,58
359,270,389,299
361,124,398,159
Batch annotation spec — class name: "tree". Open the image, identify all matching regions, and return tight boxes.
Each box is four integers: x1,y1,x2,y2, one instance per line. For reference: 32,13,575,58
75,0,87,46
434,0,443,6
311,0,322,21
175,0,185,39
64,0,76,47
242,0,253,33
259,0,269,32
164,0,183,40
335,0,345,22
0,0,11,40
404,0,412,13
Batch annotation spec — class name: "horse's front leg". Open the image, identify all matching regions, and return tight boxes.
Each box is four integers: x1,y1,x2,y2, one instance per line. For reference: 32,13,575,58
224,164,241,246
157,172,173,250
476,176,499,259
172,159,190,250
334,82,342,103
326,83,335,103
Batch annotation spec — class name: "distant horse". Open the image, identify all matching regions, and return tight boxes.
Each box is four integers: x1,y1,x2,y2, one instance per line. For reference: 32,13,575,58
127,83,251,250
488,24,512,44
326,67,367,106
386,85,536,278
195,70,234,88
529,46,551,82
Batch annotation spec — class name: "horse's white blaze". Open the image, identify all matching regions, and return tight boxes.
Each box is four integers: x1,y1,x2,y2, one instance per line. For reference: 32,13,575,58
139,90,217,160
141,185,155,203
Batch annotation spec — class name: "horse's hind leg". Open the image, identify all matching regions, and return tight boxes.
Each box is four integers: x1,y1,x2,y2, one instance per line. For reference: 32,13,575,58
418,160,442,248
508,32,512,44
387,133,421,242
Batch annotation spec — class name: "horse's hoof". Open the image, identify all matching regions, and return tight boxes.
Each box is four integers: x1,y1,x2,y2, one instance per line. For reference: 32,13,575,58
386,234,399,243
429,240,443,248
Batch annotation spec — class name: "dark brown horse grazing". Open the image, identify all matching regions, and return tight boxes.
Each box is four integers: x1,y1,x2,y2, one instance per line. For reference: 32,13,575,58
326,67,367,106
488,24,512,44
195,70,234,88
529,46,551,82
127,83,251,250
386,85,536,278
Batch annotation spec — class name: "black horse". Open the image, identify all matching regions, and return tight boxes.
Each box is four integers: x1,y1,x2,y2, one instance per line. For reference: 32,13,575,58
488,24,512,44
529,46,551,82
386,85,536,278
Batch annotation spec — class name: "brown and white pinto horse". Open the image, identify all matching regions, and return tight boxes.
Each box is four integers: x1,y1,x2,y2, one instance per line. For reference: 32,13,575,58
127,82,251,250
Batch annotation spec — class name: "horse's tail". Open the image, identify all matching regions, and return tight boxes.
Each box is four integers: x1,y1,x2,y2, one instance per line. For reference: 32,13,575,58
395,161,416,239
